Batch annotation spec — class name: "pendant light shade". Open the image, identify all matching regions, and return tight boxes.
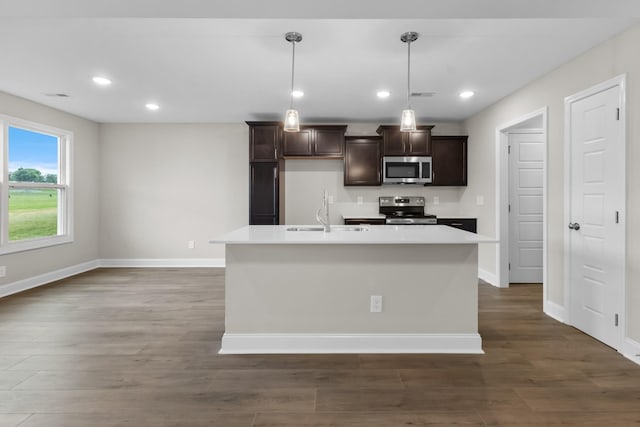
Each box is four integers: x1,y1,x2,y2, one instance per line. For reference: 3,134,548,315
400,32,419,132
284,32,302,132
284,109,300,132
400,109,416,132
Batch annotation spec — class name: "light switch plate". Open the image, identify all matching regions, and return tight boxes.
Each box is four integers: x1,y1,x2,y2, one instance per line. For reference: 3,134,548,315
433,196,439,205
357,196,363,205
476,196,485,206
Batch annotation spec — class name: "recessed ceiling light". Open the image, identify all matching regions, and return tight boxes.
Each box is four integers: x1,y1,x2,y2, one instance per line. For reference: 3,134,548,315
92,76,112,86
292,90,304,98
145,103,160,111
377,90,391,99
459,90,475,99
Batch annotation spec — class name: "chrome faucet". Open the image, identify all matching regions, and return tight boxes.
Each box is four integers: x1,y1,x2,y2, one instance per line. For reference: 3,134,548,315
316,190,331,232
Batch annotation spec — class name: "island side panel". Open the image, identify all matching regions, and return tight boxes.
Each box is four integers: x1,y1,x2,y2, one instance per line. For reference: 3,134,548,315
224,243,478,335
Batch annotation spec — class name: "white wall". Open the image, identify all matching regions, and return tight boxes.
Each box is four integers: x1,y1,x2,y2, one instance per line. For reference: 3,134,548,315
284,122,472,224
461,23,640,342
98,123,248,261
0,91,100,287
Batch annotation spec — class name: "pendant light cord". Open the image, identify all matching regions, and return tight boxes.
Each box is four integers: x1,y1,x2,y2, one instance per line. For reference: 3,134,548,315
290,40,296,109
407,39,412,109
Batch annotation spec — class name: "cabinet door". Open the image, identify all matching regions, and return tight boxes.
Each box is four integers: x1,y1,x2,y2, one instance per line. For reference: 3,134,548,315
250,163,279,224
249,124,280,161
314,128,345,157
380,128,406,155
432,136,468,186
344,137,381,186
407,130,431,155
283,129,313,156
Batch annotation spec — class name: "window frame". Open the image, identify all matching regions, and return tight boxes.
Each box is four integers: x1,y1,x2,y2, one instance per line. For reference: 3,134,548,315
0,114,74,254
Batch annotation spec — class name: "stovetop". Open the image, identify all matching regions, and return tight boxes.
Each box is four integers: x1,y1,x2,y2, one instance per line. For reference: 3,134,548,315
379,196,437,224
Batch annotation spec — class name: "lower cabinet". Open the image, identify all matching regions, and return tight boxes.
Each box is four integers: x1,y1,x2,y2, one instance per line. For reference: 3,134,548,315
344,218,386,225
250,162,279,225
437,218,477,233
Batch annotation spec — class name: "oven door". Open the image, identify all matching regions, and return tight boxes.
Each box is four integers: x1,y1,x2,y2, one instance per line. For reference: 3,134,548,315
383,157,423,184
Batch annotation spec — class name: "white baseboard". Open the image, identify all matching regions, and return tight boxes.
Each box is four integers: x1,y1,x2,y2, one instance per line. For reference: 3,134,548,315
219,333,484,354
478,268,499,287
0,259,100,299
543,300,567,323
98,258,225,268
621,337,640,366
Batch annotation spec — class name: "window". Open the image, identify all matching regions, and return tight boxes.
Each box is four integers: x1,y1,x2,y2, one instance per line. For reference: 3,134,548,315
0,115,73,254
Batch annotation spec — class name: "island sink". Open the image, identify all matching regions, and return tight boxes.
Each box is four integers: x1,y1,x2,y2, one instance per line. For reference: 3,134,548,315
286,226,369,232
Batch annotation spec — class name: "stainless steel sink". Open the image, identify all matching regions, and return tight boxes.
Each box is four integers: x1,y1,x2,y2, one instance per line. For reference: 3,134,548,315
286,227,325,232
285,226,369,232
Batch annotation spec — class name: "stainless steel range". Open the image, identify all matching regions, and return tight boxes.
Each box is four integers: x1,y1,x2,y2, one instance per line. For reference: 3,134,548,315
379,196,437,225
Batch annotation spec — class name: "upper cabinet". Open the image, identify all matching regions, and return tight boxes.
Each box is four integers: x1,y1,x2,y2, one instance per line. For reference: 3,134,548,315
282,125,347,158
376,125,434,156
248,121,281,162
344,136,381,186
431,135,468,186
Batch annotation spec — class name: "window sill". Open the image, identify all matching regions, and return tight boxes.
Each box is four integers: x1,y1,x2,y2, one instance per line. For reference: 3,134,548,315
0,235,73,255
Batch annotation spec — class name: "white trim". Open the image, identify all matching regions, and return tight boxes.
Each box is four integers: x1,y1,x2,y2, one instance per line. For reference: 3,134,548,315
564,74,627,349
543,300,567,323
0,259,99,298
219,333,484,354
621,337,640,367
98,258,225,268
495,107,548,294
478,268,499,287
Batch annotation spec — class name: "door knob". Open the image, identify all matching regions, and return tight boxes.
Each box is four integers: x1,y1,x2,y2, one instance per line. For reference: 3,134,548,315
568,222,581,230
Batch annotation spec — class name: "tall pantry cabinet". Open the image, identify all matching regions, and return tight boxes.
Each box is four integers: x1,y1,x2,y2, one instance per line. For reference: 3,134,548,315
247,122,283,225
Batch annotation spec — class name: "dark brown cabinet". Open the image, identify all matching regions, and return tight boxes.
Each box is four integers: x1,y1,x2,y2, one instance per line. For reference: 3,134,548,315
431,135,468,186
248,121,280,162
249,162,279,225
376,125,434,156
344,136,381,186
344,218,386,225
282,125,346,158
247,122,283,225
437,218,477,233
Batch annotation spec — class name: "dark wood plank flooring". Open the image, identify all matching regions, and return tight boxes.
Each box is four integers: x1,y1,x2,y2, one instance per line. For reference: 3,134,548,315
0,268,639,426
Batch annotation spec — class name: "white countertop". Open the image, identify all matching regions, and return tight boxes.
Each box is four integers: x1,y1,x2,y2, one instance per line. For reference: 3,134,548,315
211,225,496,245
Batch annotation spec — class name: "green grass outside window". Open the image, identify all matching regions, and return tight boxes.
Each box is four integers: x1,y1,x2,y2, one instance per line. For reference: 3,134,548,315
8,189,58,241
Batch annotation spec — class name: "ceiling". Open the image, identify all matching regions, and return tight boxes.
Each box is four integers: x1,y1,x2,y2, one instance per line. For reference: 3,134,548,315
0,1,639,124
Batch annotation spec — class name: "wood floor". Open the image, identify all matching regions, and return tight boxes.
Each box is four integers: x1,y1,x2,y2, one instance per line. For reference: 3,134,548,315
0,268,639,426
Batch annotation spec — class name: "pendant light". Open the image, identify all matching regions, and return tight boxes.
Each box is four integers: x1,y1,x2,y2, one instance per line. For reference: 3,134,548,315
400,31,419,132
284,32,303,132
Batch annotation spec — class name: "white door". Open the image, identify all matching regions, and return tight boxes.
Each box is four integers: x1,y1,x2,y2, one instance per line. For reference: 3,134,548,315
509,132,544,283
568,83,624,349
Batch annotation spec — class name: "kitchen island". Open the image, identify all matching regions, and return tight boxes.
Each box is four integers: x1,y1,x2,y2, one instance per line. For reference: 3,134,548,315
211,225,495,354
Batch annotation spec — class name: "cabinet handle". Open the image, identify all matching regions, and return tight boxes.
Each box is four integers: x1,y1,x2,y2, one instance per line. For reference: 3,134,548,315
451,223,463,226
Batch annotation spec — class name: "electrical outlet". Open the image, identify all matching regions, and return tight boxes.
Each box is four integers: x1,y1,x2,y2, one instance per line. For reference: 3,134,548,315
357,196,363,205
370,295,383,313
433,196,439,205
188,240,195,249
328,195,334,204
476,196,485,206
0,266,5,277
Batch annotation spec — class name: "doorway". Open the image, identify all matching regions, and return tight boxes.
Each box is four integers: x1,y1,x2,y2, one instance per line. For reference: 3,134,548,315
564,75,626,349
508,131,544,284
495,108,548,292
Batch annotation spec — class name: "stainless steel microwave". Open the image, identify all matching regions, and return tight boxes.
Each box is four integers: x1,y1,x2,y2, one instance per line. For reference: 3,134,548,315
382,156,432,184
